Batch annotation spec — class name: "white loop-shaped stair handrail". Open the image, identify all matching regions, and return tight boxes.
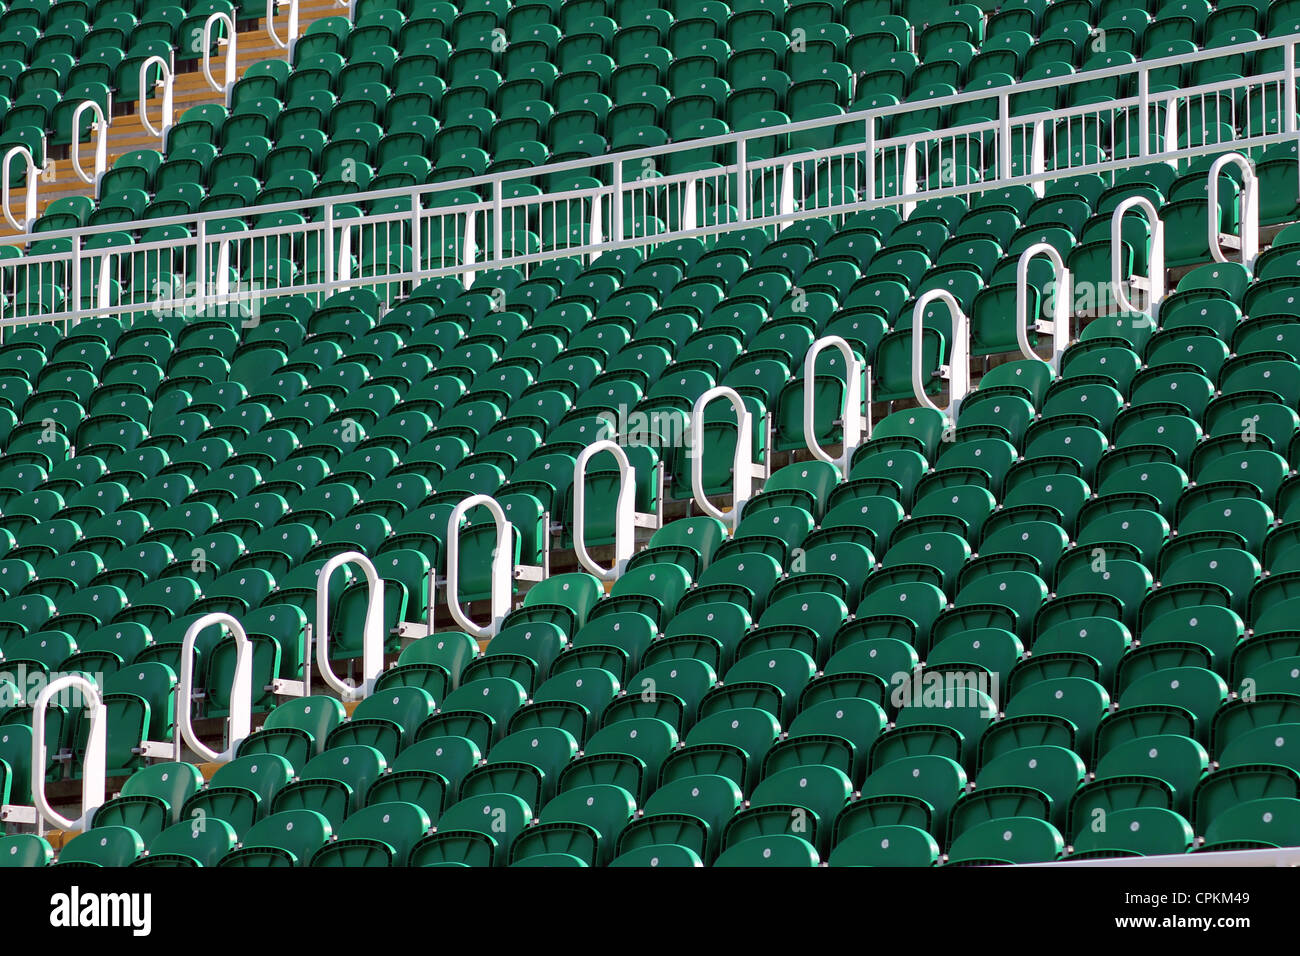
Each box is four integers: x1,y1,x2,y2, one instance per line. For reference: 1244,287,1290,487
138,54,174,141
447,495,512,638
912,289,970,418
690,385,754,531
462,208,479,289
70,100,108,187
1208,152,1258,270
1016,241,1073,372
803,335,869,480
1,145,37,233
178,612,252,762
314,551,386,700
267,0,300,56
32,675,105,831
573,439,636,581
202,12,237,95
1111,195,1165,325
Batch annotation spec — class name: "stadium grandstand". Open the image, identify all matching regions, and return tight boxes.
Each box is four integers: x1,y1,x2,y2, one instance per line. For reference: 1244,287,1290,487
0,0,1296,869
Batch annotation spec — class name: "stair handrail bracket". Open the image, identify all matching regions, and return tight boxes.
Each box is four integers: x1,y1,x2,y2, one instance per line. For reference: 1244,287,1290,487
138,54,174,142
912,289,971,418
314,551,386,700
70,100,109,188
803,335,870,480
1,145,37,234
690,385,756,531
179,612,253,762
1016,242,1073,372
1208,152,1259,270
1111,195,1166,326
573,439,636,581
446,495,513,639
32,675,106,831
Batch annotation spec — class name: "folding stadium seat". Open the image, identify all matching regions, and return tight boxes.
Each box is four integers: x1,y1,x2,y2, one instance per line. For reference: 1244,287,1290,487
54,827,145,867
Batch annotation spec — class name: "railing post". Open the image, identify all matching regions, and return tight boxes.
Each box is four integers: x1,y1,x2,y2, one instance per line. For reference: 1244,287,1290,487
194,217,207,306
409,191,422,277
998,91,1012,178
493,180,504,262
736,137,749,222
323,202,335,287
1287,37,1297,136
864,116,876,203
1138,67,1150,159
71,234,82,315
611,159,624,243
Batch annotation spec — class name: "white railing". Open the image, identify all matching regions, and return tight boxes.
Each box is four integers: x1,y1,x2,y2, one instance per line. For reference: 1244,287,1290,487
137,54,174,144
32,676,106,831
70,100,108,189
0,35,1298,328
314,550,386,700
572,439,638,582
178,612,253,762
912,289,969,418
267,0,300,60
1209,152,1260,269
446,494,513,639
690,385,759,530
1017,242,1072,372
202,11,238,96
1112,195,1166,322
1,145,37,234
803,335,869,480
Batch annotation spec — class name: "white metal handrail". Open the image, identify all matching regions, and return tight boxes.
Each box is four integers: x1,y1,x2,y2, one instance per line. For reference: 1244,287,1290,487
1209,152,1260,270
912,289,970,418
267,0,300,59
1112,195,1166,324
137,54,174,142
202,12,237,96
1,145,37,234
32,676,105,831
690,386,756,531
572,439,637,582
314,551,386,700
178,612,252,763
803,335,869,480
70,100,108,188
1016,242,1073,372
446,494,513,639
